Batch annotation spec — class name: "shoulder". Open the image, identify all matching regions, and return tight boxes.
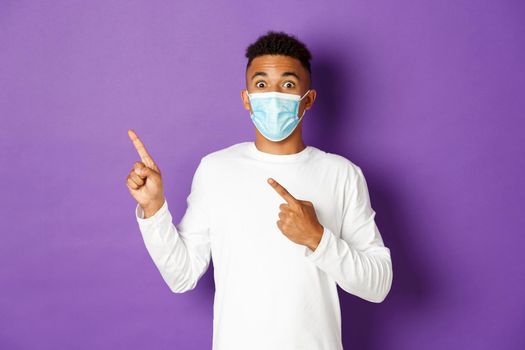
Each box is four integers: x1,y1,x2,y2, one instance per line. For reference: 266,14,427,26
311,146,363,179
195,142,249,174
200,141,247,162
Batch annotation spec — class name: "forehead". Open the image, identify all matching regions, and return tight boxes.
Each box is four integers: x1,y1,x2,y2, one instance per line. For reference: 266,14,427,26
246,54,306,77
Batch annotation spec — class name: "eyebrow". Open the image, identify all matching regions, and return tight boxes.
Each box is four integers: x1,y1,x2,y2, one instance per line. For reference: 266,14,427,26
251,71,301,81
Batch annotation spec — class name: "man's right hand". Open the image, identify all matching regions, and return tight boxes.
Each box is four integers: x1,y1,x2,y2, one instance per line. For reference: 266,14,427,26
126,128,166,218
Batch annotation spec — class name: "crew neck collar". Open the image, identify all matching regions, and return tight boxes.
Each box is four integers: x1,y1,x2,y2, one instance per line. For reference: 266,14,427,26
246,141,314,163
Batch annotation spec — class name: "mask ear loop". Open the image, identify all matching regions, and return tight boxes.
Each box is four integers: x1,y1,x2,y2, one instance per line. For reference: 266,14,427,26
299,89,311,101
246,90,254,117
298,89,311,118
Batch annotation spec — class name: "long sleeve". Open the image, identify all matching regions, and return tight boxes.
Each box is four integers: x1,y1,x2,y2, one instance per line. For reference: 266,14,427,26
303,164,393,303
135,158,211,293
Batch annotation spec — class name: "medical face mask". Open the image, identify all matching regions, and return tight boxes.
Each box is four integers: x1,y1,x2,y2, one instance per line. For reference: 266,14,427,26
246,89,311,142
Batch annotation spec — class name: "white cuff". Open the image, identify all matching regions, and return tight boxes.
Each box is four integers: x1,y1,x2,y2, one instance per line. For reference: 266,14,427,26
304,225,332,261
135,199,169,226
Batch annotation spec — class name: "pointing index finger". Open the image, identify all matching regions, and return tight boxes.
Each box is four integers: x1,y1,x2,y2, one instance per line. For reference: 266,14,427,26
268,178,298,205
127,129,156,169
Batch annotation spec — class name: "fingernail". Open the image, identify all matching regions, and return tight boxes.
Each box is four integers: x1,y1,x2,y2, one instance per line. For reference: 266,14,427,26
268,178,274,184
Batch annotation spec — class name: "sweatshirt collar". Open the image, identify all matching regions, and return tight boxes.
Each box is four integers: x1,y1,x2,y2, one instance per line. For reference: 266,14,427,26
246,141,314,163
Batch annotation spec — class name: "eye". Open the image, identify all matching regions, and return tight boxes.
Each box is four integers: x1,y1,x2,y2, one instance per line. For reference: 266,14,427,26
283,81,295,88
255,81,266,88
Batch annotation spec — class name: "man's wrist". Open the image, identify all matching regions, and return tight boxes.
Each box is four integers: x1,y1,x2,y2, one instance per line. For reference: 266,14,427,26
142,198,165,219
306,224,324,251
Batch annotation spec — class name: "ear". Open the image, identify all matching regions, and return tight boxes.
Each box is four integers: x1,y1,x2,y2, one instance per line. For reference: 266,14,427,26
304,89,317,110
241,89,251,111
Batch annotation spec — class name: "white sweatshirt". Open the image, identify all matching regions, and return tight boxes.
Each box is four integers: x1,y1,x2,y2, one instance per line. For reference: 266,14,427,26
135,141,393,350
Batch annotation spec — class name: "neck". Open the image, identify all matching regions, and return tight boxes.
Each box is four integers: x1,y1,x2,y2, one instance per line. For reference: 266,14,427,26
253,129,306,155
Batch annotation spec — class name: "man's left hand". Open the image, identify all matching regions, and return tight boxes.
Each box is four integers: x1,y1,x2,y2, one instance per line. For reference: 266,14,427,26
267,177,324,251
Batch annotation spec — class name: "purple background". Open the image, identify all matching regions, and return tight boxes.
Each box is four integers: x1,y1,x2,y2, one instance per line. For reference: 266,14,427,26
1,1,524,349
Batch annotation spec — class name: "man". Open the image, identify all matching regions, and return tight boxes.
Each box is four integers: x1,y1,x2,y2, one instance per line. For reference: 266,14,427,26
126,30,393,350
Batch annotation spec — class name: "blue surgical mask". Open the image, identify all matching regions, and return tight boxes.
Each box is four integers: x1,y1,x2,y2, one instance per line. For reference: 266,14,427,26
246,89,311,142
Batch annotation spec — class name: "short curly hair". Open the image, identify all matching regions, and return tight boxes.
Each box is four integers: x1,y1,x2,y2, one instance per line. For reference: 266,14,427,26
245,30,312,81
